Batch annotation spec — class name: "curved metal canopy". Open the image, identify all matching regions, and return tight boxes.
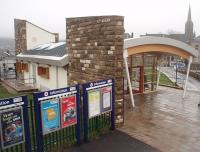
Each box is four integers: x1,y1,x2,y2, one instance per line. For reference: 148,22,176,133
124,36,198,59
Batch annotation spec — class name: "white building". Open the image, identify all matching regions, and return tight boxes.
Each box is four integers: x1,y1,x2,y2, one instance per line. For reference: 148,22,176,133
16,42,68,91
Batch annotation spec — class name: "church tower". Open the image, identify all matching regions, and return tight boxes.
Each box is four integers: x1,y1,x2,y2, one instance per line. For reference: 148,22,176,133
185,5,194,43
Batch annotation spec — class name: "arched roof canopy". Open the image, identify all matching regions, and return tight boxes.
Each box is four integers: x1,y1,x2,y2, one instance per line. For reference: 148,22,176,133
124,36,198,60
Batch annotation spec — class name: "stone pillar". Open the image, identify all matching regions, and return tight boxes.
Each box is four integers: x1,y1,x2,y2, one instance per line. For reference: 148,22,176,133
66,16,124,125
14,19,27,55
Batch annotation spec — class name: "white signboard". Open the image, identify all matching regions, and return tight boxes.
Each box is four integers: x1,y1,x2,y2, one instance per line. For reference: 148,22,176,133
101,87,112,113
88,90,101,118
103,91,111,109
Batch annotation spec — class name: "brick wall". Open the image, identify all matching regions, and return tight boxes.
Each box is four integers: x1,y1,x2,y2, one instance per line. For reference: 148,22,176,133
66,16,124,125
14,19,27,55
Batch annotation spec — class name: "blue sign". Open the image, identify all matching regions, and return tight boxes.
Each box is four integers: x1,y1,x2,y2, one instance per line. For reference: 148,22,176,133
35,86,77,99
33,85,81,151
41,99,60,134
0,95,32,152
0,96,24,107
0,107,25,149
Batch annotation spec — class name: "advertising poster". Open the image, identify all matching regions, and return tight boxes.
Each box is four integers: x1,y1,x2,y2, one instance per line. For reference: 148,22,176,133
88,90,101,118
0,107,25,149
101,87,112,113
41,99,60,135
61,95,77,128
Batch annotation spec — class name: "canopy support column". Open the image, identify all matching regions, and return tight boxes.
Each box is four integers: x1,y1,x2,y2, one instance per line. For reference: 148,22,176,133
123,49,135,108
157,65,161,88
183,56,193,98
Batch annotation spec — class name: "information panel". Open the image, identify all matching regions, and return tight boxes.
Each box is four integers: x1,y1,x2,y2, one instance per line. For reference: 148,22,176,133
101,86,112,113
0,107,25,149
41,99,60,135
61,95,77,128
88,90,101,118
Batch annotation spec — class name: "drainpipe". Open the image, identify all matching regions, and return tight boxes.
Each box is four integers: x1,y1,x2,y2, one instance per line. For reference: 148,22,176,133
56,66,59,89
183,56,193,98
123,49,135,108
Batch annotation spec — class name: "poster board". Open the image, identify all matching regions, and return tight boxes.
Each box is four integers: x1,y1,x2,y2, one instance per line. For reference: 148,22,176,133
41,99,60,135
0,107,25,149
101,86,112,113
84,79,113,119
88,90,101,118
33,86,81,150
60,95,77,128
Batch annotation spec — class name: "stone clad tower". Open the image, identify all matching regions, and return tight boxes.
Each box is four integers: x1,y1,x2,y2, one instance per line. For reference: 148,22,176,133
185,5,194,43
66,16,124,125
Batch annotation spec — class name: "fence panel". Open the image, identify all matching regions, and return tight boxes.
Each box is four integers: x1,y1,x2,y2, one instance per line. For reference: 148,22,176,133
0,78,122,151
82,79,115,142
33,86,81,152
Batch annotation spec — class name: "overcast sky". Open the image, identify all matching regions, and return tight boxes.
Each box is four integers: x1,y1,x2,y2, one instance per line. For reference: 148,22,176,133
1,0,200,39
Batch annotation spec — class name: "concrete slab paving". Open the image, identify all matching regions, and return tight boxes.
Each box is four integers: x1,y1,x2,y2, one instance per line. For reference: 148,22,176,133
120,86,200,152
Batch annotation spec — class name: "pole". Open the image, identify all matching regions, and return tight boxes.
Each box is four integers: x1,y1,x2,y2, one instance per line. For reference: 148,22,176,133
157,65,161,88
123,49,135,108
183,56,192,98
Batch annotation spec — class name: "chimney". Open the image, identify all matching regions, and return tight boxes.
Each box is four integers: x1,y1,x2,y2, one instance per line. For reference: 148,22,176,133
55,33,59,42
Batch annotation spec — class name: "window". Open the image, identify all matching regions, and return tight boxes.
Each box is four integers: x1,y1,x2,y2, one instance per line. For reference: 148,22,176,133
37,66,49,79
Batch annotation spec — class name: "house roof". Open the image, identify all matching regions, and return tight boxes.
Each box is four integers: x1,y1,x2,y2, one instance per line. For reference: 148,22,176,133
16,42,68,67
167,34,186,42
194,35,200,42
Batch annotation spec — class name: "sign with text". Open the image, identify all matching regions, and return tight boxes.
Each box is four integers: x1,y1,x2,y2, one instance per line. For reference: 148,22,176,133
101,86,112,113
0,107,25,149
61,95,77,128
41,99,60,135
88,90,101,118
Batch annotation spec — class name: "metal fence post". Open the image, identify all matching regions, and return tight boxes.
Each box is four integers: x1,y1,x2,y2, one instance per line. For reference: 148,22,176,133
83,85,89,142
23,96,32,152
111,78,115,130
33,94,44,152
76,85,81,145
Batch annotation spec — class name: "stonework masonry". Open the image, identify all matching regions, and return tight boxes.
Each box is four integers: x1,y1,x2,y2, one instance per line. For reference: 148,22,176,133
14,19,27,55
66,16,124,125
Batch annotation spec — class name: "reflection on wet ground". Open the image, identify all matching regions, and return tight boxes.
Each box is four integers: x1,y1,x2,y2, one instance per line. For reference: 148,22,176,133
120,86,200,152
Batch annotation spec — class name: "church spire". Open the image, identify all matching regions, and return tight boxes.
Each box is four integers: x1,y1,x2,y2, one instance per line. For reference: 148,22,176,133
185,5,194,43
187,5,192,21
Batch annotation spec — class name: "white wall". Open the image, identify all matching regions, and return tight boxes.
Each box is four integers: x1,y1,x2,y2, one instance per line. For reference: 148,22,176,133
191,42,200,62
58,67,68,88
37,65,57,91
26,22,56,50
22,62,68,91
23,62,35,86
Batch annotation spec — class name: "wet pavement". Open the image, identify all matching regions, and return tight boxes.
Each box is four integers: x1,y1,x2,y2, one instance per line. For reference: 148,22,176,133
120,86,200,152
65,130,160,152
